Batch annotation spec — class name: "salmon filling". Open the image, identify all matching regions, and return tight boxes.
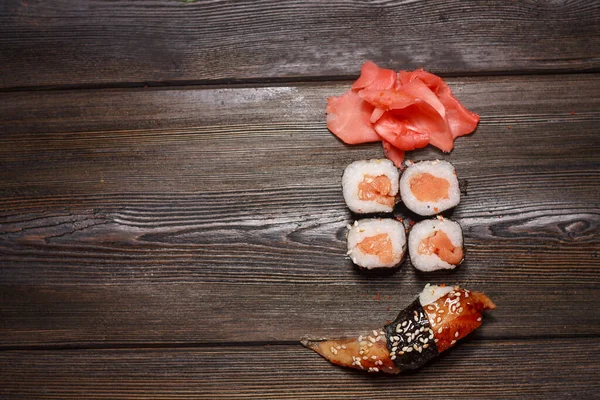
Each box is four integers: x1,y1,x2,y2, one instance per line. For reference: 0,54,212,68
357,234,394,263
418,230,463,264
409,173,449,202
358,175,395,207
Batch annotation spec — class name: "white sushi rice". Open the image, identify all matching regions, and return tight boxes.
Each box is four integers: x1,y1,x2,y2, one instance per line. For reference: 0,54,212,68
347,218,406,269
408,218,463,272
342,159,399,214
399,160,460,216
419,284,456,306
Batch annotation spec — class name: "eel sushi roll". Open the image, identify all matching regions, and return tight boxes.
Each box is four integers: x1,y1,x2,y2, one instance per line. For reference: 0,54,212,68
301,284,496,374
347,218,406,269
342,159,399,214
399,160,460,216
409,218,464,272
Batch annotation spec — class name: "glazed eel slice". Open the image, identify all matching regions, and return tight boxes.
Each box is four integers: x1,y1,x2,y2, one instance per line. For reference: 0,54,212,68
301,284,495,374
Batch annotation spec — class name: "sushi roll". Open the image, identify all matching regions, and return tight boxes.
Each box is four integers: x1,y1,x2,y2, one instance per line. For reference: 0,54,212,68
399,160,460,216
347,218,406,269
409,218,464,272
301,284,496,374
342,159,399,214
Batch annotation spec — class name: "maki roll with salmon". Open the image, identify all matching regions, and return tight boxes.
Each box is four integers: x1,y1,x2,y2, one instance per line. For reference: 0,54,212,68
301,284,495,374
409,218,464,271
400,160,460,216
347,218,406,269
342,159,399,214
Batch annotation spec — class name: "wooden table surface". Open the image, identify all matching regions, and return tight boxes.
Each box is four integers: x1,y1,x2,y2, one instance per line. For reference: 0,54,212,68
1,1,599,398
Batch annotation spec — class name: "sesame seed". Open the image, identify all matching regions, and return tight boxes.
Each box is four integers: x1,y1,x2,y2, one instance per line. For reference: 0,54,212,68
414,315,419,322
423,344,429,349
436,316,442,323
336,345,341,350
341,345,347,349
373,367,379,372
358,335,363,341
396,325,403,333
465,292,470,298
420,327,425,332
413,344,419,351
451,304,457,313
434,339,439,343
429,334,434,340
424,338,429,344
369,336,376,343
373,330,379,336
371,355,377,360
402,321,407,327
363,356,368,360
477,317,482,322
399,351,404,355
455,292,461,297
438,309,444,314
406,347,413,352
417,346,422,353
391,355,396,360
368,342,373,347
427,305,435,311
458,307,464,313
359,350,364,355
391,346,397,352
402,346,408,352
455,331,459,338
419,337,424,343
438,327,443,334
451,340,456,345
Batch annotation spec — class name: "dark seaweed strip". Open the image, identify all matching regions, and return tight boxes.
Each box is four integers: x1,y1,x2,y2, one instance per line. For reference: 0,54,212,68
384,299,439,370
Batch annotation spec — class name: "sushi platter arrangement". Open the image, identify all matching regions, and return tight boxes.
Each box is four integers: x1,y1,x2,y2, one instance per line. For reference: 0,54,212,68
301,62,496,374
2,3,597,394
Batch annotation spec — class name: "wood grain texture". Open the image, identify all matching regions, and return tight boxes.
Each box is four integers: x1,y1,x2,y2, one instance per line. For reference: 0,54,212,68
0,75,598,347
1,74,599,194
1,0,599,89
0,339,599,399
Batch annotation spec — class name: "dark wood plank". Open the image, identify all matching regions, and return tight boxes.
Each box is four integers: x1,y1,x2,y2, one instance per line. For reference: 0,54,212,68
1,281,598,348
1,0,599,89
0,75,598,346
1,74,599,194
0,339,598,399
